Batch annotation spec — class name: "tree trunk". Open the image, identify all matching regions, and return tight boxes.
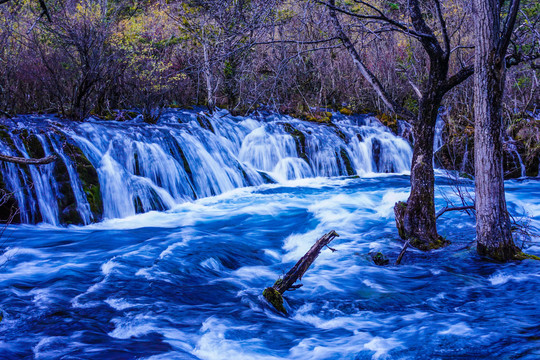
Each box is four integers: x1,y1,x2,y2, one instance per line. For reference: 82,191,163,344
473,0,518,260
202,41,215,113
326,0,472,251
395,94,447,250
395,58,449,250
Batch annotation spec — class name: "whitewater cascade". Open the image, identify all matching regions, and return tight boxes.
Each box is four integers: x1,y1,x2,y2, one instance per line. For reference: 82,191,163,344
0,109,412,225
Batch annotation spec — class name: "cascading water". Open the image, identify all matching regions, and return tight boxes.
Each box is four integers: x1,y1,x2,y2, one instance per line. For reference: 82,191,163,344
1,111,539,360
504,136,526,178
0,109,412,225
433,114,445,152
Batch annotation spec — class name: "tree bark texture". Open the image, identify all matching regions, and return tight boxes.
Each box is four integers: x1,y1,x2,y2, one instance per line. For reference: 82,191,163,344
393,27,452,249
396,69,448,249
473,0,519,260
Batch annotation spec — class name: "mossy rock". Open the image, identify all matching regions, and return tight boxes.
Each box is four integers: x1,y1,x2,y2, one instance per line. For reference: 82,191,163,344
133,151,141,176
119,111,139,121
508,117,540,176
339,108,353,116
263,287,286,314
171,141,193,179
62,141,102,221
372,138,382,171
335,128,348,142
338,148,355,176
0,171,20,224
196,115,215,133
0,129,16,149
376,113,398,134
21,132,45,159
91,110,118,121
258,171,277,184
133,195,144,214
282,123,309,164
371,252,389,266
237,164,250,184
293,110,333,124
53,155,83,225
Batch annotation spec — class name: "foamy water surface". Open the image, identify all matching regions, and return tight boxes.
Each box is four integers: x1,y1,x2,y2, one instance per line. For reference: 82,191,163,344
0,175,539,359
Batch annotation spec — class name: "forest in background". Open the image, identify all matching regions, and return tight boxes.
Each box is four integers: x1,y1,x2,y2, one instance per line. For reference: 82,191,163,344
1,0,538,172
0,0,537,118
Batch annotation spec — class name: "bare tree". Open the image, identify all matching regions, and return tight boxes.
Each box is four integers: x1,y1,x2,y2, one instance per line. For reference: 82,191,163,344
323,0,474,250
473,0,521,260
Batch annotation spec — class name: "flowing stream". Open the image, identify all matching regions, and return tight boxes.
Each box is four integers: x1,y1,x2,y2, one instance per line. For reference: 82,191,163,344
0,110,539,359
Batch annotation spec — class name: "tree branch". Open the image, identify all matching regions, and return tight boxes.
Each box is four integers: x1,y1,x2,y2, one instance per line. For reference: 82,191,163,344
408,0,444,57
395,240,410,265
326,0,414,120
39,0,52,22
442,65,474,94
500,0,521,57
506,51,540,69
436,205,475,219
0,154,57,165
316,0,435,41
433,0,450,58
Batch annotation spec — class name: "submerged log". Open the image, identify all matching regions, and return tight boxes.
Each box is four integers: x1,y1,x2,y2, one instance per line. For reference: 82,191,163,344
263,230,339,314
0,153,56,165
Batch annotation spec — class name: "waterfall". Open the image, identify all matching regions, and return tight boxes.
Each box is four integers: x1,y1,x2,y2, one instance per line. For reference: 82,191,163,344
0,109,413,225
433,113,445,152
504,137,526,178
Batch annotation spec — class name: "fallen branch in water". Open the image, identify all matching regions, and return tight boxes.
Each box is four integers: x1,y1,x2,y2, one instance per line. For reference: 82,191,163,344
263,230,339,314
395,240,410,265
0,154,57,165
436,205,475,219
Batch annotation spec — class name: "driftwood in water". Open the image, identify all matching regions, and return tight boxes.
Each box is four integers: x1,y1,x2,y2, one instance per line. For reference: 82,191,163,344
0,154,56,165
263,230,339,314
395,240,410,265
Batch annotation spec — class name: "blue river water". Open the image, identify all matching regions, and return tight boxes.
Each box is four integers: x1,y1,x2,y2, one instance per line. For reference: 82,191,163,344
0,175,539,359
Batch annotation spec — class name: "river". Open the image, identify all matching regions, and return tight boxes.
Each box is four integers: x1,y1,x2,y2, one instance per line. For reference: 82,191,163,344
0,110,538,359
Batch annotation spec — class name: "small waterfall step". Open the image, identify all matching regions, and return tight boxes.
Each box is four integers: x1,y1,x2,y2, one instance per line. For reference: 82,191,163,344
0,109,413,225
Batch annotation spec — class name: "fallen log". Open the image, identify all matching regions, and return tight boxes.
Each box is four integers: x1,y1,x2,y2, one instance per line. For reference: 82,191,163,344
263,230,339,314
0,154,56,165
395,240,410,265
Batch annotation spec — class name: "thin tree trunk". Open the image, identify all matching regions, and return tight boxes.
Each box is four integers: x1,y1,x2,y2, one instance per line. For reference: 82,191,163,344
395,60,448,250
202,41,215,113
473,0,518,260
395,99,447,249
